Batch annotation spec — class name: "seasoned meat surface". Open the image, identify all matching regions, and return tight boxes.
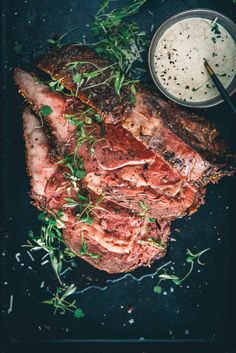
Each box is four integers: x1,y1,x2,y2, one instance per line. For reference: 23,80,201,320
15,69,203,221
22,107,170,273
14,45,235,274
36,45,235,185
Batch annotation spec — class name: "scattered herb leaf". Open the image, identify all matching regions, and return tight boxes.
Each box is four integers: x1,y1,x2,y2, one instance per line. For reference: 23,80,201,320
154,248,210,293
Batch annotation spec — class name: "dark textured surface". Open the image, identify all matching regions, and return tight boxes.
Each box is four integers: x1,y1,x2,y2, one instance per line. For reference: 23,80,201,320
0,0,236,352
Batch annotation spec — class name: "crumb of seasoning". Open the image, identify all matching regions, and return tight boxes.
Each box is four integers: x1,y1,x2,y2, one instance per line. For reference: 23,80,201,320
185,329,190,335
215,63,219,67
185,85,190,89
128,318,134,324
7,295,13,314
127,306,134,314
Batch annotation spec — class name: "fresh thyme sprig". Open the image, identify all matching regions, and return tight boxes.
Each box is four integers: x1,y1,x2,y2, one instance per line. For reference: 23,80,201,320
64,193,105,226
154,248,210,294
58,154,86,193
43,283,84,318
48,77,65,92
91,0,147,75
47,26,81,48
80,237,101,259
46,1,147,98
139,200,149,216
24,213,85,317
66,60,138,96
139,200,156,223
25,212,76,285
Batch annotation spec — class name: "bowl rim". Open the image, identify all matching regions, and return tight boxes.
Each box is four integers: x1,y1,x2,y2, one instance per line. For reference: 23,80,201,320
148,8,236,108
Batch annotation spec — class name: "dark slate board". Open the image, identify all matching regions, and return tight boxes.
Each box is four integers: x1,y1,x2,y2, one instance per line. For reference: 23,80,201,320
1,0,235,352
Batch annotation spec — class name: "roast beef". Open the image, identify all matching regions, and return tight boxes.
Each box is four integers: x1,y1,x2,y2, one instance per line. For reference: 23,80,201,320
36,45,235,185
14,69,204,221
23,108,170,273
13,44,235,274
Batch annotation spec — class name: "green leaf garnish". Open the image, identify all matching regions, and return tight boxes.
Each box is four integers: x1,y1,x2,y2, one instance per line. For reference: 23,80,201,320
80,237,101,258
74,308,85,318
39,105,53,117
43,284,84,318
154,248,210,293
153,285,162,294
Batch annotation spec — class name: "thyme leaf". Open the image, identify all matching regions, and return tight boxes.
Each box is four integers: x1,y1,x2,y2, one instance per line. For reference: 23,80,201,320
154,248,210,293
43,284,84,318
80,237,101,259
39,105,53,117
24,212,76,285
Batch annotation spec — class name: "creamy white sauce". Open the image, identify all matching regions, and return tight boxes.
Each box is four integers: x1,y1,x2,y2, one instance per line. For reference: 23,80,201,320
153,18,236,102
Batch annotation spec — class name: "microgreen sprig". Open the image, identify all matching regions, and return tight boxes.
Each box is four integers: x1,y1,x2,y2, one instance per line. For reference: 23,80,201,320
139,200,149,216
80,237,101,259
43,283,84,318
154,248,210,294
48,77,65,92
91,0,147,75
24,212,76,285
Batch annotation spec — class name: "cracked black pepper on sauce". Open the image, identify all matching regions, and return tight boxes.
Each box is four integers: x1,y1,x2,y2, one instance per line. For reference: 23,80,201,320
153,18,235,102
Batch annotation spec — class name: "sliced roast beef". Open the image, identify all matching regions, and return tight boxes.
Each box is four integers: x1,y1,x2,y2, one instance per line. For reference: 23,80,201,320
23,108,170,273
15,69,203,220
36,45,235,185
15,43,235,274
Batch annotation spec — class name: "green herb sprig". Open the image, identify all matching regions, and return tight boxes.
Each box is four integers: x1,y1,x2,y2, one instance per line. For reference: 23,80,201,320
43,283,84,318
154,248,210,294
24,213,85,317
80,237,101,259
57,154,86,193
139,200,149,216
47,1,147,98
25,212,75,285
91,0,147,75
48,77,65,93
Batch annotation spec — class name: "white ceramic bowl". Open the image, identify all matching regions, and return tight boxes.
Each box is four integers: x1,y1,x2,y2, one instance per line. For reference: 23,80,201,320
148,8,236,108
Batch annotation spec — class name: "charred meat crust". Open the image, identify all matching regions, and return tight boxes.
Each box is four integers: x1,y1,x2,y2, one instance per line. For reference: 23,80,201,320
36,45,235,184
36,45,133,123
20,82,172,274
14,42,235,273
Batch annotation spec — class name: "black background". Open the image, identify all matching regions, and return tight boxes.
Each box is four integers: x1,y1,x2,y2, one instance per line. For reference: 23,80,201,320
0,0,236,352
